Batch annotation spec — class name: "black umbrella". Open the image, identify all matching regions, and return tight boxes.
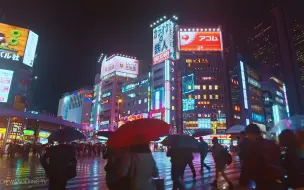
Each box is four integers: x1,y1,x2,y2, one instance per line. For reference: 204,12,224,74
95,131,113,138
161,134,198,148
192,129,213,137
48,128,86,143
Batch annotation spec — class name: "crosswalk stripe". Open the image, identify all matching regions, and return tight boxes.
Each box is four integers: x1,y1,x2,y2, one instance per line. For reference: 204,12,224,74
1,153,241,190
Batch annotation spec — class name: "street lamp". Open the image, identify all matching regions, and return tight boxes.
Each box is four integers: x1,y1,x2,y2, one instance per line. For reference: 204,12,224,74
117,99,123,127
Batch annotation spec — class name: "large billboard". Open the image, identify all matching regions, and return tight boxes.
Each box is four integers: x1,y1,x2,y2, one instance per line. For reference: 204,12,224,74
152,20,175,65
179,31,222,51
0,69,14,103
0,23,38,67
101,55,139,78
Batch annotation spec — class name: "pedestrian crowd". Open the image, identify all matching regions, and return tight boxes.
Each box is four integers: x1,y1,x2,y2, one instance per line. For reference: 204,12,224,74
36,123,304,190
5,142,45,158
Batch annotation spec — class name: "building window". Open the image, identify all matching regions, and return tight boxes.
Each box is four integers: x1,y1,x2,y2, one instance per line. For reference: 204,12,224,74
195,95,198,99
209,85,212,90
215,85,218,90
203,95,207,99
172,106,175,110
138,100,142,104
128,110,130,114
172,96,175,100
202,85,206,90
195,85,200,90
209,95,213,99
144,98,147,103
198,95,201,99
215,95,219,99
188,94,192,99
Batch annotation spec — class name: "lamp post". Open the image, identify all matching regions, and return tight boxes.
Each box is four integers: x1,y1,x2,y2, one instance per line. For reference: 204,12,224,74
117,98,122,127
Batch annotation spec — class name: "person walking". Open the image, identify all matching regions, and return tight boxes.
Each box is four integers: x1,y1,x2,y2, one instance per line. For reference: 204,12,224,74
120,140,159,190
167,146,185,190
181,148,196,179
210,137,233,189
197,137,211,172
279,129,304,189
239,124,282,190
40,141,77,190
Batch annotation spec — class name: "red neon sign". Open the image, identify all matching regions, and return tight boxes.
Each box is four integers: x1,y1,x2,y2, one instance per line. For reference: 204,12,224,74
180,31,222,52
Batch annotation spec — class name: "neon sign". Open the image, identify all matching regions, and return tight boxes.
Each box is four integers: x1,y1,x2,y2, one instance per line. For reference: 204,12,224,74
152,20,175,65
183,98,195,111
185,58,208,64
182,74,194,94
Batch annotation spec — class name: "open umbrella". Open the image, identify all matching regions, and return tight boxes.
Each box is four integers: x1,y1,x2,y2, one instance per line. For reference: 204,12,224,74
95,131,113,138
161,134,198,148
269,115,304,136
48,128,86,143
107,118,170,148
225,125,245,134
192,129,213,137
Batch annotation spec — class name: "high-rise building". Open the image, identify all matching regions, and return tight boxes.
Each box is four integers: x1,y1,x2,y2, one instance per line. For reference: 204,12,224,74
177,27,231,135
119,72,152,127
97,54,139,131
230,56,266,132
245,7,304,116
262,77,289,131
151,17,179,134
57,88,93,131
90,74,101,131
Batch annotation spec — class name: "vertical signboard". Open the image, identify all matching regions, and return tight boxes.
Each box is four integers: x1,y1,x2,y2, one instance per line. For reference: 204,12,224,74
0,69,14,103
152,20,175,65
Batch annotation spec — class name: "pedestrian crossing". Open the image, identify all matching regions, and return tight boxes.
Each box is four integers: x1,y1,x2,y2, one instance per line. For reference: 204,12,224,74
0,153,241,190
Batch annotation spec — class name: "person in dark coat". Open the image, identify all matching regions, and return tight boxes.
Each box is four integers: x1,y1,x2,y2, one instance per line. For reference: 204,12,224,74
167,146,185,190
41,141,77,190
197,137,211,172
239,124,282,190
181,148,196,179
279,129,303,189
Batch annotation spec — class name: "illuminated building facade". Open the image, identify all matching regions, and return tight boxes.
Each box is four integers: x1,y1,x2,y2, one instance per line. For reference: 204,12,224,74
0,23,39,111
262,77,289,130
151,17,179,134
119,72,151,126
57,88,93,132
90,74,101,130
180,52,227,135
98,54,139,131
230,57,266,132
177,26,232,135
245,7,304,115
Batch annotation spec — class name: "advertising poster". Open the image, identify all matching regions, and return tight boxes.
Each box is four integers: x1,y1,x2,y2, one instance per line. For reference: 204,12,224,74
0,69,14,103
23,31,39,67
0,23,29,62
152,20,175,65
180,31,222,51
101,55,139,78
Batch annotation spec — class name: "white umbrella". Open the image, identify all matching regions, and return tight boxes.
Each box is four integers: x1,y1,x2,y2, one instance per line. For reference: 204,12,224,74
226,124,245,134
269,115,304,136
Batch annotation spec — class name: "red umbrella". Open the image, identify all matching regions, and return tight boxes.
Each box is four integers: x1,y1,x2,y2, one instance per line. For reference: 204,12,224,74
107,118,170,148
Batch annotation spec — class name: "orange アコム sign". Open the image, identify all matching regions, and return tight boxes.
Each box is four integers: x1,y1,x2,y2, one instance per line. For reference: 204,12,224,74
180,31,222,52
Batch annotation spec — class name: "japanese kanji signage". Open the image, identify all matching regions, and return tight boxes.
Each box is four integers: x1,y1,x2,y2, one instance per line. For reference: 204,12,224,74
180,31,222,52
152,20,175,65
101,55,139,78
185,58,208,64
0,69,13,103
0,23,38,67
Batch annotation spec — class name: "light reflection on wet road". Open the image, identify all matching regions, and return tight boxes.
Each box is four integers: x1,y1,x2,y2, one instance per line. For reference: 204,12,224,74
0,152,241,190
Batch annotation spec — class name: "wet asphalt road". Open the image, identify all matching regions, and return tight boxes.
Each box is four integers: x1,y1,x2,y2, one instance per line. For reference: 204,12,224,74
0,152,241,190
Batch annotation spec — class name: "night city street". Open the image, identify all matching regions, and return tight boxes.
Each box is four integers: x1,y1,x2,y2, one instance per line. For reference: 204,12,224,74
0,153,240,190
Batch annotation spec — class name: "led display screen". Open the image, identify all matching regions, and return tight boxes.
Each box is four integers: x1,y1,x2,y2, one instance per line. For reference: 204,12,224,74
180,31,222,51
0,69,13,103
0,23,38,67
182,74,194,94
23,30,39,67
152,20,175,65
183,98,195,111
101,55,139,78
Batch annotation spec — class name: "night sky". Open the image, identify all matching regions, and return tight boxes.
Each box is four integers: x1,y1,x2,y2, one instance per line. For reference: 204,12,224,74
2,0,303,113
